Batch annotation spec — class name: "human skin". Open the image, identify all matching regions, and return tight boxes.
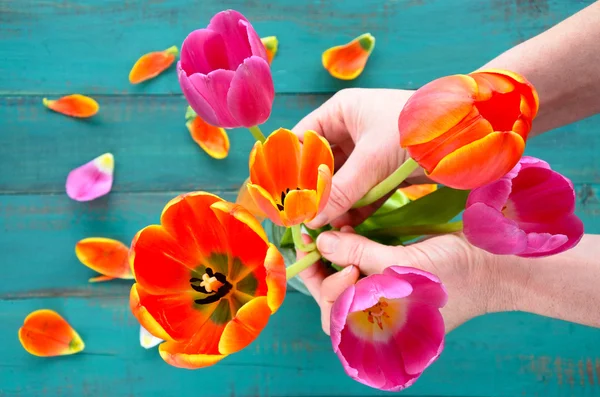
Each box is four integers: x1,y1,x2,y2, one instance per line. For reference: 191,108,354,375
293,2,600,333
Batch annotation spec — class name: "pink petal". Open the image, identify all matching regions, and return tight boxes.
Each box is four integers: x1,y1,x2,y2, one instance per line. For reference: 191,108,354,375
463,203,528,255
349,275,413,313
336,328,373,388
394,301,445,375
383,266,448,308
207,10,254,69
520,214,584,257
178,63,219,126
466,178,512,211
240,20,268,60
518,156,550,171
189,69,239,128
66,153,114,202
227,56,274,127
180,29,229,75
330,285,355,353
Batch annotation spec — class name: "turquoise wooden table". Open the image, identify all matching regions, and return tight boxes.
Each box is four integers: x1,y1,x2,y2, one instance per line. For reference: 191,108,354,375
1,1,600,396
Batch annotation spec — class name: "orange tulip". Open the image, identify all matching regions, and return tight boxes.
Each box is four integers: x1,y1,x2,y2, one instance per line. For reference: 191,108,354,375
247,128,334,227
129,192,286,369
261,36,278,65
322,33,375,80
399,69,539,190
236,178,267,222
18,310,85,357
398,184,438,201
129,46,178,84
75,237,133,282
42,94,99,118
185,107,230,159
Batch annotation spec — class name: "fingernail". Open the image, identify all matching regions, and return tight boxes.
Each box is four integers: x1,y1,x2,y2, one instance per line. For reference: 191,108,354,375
341,265,354,275
308,213,328,228
317,232,339,255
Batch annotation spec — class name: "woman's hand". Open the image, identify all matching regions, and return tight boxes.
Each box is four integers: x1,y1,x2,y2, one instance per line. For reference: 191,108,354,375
292,88,427,228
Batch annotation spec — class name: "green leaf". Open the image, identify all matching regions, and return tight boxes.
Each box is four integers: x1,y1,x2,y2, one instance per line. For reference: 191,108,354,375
280,227,294,248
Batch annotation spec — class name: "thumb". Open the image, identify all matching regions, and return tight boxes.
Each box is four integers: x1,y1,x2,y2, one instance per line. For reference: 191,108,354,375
319,265,360,335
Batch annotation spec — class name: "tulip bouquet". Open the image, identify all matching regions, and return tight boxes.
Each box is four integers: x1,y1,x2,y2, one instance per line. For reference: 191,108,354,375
127,9,584,392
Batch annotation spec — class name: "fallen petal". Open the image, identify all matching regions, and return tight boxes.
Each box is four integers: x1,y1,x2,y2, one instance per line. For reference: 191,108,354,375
261,36,278,65
18,310,85,357
66,153,114,201
186,112,230,159
75,237,133,282
140,325,163,349
43,94,99,118
129,46,178,84
322,33,375,80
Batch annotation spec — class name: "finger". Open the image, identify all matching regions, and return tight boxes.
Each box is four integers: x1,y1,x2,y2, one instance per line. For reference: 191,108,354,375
316,231,399,275
319,265,360,335
296,234,333,302
291,92,350,144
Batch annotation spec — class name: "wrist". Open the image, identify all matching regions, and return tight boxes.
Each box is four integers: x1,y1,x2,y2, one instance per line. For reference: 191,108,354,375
480,251,530,315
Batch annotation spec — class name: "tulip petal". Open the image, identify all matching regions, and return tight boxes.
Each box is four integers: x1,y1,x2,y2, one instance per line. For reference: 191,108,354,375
219,296,271,355
186,115,230,159
189,69,239,128
261,128,301,195
180,30,229,75
227,56,274,127
129,285,174,342
75,237,132,281
207,10,256,68
331,285,356,354
519,214,584,257
236,178,267,222
399,75,477,147
316,164,333,214
349,275,413,313
299,130,334,190
264,244,286,313
383,266,448,308
247,183,286,226
322,33,375,80
43,94,99,118
129,46,178,84
398,184,438,201
428,131,524,190
140,325,163,349
249,142,279,198
65,153,114,202
159,341,226,369
283,189,318,226
477,69,539,120
178,64,220,127
261,36,278,65
463,203,528,255
18,310,84,357
466,178,513,211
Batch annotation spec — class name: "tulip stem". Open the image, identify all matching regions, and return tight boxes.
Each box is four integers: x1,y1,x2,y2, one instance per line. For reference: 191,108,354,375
364,220,464,238
292,224,316,252
353,158,420,208
286,250,322,280
248,125,267,143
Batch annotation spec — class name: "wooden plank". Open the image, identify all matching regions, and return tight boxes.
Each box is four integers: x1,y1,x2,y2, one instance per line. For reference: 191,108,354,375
1,95,599,194
0,0,592,95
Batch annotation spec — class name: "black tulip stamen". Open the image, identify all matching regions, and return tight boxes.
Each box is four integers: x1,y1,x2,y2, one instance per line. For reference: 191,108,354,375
277,188,297,211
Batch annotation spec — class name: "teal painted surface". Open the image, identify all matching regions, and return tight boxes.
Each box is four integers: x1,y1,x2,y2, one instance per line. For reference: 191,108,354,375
1,0,600,396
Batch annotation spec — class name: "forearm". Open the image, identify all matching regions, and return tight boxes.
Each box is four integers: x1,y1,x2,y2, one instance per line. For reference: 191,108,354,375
491,234,600,328
481,2,600,135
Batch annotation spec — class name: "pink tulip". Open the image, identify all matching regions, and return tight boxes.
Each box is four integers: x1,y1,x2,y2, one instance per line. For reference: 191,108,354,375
177,10,274,128
330,266,447,392
464,156,584,257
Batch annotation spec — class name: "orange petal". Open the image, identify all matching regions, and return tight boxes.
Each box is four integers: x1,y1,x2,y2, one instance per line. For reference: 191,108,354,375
210,200,268,243
316,164,332,214
399,75,477,147
159,341,226,369
428,131,525,189
299,130,334,190
218,296,272,355
130,284,174,342
247,183,287,226
43,95,99,118
398,184,438,200
75,237,132,281
236,178,267,222
262,128,301,195
282,189,318,226
187,115,230,159
322,33,375,80
18,310,84,357
476,68,539,119
264,244,286,313
129,46,178,84
249,142,279,198
261,36,278,65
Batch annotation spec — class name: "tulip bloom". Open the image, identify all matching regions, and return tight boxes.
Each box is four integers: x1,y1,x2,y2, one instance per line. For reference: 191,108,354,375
177,10,274,128
185,107,230,159
66,153,114,202
463,156,583,257
129,192,286,369
331,266,447,391
75,237,133,282
247,128,333,227
43,94,99,118
399,69,539,189
129,46,178,84
398,184,437,201
322,33,375,80
261,36,278,65
19,310,85,357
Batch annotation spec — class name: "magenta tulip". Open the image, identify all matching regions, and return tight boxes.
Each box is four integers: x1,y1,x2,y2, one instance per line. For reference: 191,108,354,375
177,10,274,128
330,266,447,392
464,156,584,257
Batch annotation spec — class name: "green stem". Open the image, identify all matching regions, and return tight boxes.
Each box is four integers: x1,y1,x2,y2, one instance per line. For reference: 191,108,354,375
286,250,322,280
365,220,463,237
292,224,316,252
353,158,419,208
248,125,267,143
